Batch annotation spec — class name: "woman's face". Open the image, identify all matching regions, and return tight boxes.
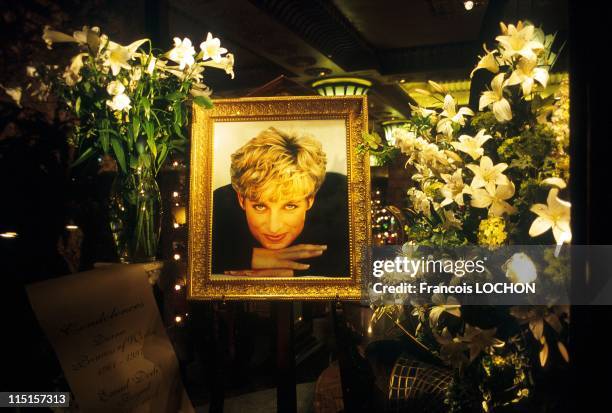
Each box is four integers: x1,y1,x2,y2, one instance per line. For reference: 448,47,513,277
238,194,314,249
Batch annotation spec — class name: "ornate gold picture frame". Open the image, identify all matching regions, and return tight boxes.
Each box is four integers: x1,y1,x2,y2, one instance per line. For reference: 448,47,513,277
187,96,369,300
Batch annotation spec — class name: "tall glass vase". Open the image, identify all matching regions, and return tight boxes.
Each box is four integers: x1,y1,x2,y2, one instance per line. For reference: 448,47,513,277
109,167,162,263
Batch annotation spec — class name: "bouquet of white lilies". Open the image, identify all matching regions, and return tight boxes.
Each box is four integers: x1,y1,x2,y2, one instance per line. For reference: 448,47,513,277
370,21,571,412
28,25,235,263
36,26,234,174
392,20,569,249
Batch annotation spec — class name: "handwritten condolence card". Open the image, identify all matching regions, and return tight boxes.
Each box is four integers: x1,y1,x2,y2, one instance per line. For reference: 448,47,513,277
26,263,194,412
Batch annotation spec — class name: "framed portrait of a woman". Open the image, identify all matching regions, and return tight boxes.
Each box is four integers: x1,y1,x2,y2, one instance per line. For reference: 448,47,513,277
187,96,369,300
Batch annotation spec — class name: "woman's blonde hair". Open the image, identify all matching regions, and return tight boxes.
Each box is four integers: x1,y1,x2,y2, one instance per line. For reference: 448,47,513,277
230,127,327,201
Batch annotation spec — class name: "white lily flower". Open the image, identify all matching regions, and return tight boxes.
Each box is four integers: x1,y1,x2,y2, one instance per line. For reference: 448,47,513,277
461,325,504,362
451,129,492,160
533,28,558,66
1,86,22,107
408,188,432,218
163,63,203,82
435,327,468,370
503,253,537,284
62,53,87,86
430,295,461,327
541,177,567,189
440,168,467,207
103,39,148,76
131,67,142,82
106,80,125,96
466,156,509,193
428,80,448,95
496,21,544,62
505,57,549,95
168,37,196,70
153,59,169,78
146,56,157,75
441,94,474,124
190,83,212,97
26,66,38,77
187,64,205,82
445,150,463,165
409,103,436,118
106,93,131,112
499,21,510,35
529,188,571,244
479,73,512,122
163,67,187,80
420,142,450,168
437,94,474,136
73,26,101,52
470,182,517,217
394,129,418,154
42,26,77,49
200,32,228,63
202,53,235,79
470,45,500,78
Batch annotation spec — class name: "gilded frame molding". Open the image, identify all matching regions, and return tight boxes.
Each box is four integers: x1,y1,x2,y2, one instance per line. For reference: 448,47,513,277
187,96,370,300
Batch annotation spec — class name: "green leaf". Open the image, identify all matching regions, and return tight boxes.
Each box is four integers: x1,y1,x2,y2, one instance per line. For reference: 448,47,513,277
169,139,186,150
157,144,169,172
75,96,81,116
173,122,186,139
144,121,154,141
147,135,157,158
100,120,110,154
136,136,146,155
126,125,134,146
193,95,213,108
97,128,120,137
111,138,127,173
100,129,109,154
166,91,183,101
129,157,139,170
140,153,152,169
142,97,151,119
132,117,141,140
173,102,183,126
70,147,95,168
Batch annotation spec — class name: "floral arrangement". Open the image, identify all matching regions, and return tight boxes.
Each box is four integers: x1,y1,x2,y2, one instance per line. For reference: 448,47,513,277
24,26,235,262
370,21,570,412
33,26,234,173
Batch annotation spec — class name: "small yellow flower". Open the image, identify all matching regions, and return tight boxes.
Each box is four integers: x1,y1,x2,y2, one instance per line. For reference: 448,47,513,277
492,355,506,366
478,217,508,249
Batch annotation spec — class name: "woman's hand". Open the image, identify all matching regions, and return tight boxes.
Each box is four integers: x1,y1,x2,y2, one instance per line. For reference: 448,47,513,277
251,244,327,270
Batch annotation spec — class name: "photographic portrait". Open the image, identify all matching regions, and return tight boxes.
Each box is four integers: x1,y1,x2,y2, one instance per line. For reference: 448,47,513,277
187,96,369,300
211,121,349,278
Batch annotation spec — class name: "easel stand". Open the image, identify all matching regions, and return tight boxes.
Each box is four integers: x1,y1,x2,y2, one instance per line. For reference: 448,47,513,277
209,300,366,413
209,302,226,413
274,301,297,413
330,300,372,413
